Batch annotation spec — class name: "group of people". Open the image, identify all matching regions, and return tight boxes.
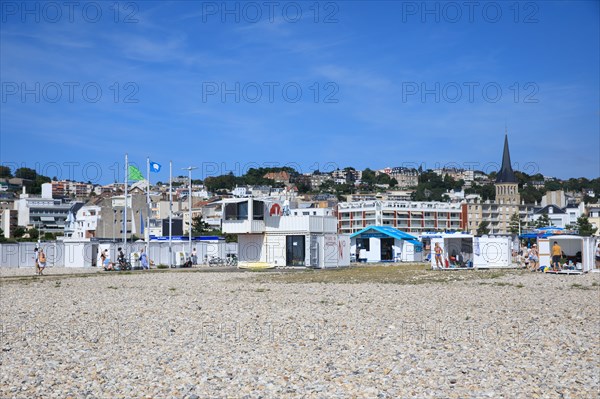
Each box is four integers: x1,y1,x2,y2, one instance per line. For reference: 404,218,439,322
101,247,150,271
521,241,574,272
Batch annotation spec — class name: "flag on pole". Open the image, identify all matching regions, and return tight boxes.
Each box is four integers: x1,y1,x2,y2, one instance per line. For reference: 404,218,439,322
128,165,144,181
140,212,145,235
149,161,161,173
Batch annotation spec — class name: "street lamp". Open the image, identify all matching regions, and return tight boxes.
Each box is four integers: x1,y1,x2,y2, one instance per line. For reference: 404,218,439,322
182,166,197,258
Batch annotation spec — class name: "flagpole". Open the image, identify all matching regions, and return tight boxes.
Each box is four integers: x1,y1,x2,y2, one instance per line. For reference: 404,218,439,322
123,154,128,246
169,160,173,268
146,157,150,262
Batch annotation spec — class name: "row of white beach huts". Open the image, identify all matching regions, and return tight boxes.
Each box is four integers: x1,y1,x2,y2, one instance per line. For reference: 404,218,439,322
1,198,598,272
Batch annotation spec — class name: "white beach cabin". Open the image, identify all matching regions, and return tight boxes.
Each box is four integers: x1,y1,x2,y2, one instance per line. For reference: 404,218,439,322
537,235,598,274
350,226,423,263
221,198,350,268
427,232,513,270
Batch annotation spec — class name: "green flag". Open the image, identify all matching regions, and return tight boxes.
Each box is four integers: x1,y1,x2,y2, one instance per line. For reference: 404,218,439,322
128,165,144,181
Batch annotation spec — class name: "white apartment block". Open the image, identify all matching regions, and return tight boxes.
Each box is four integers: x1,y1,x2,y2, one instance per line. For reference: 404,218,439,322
337,200,465,235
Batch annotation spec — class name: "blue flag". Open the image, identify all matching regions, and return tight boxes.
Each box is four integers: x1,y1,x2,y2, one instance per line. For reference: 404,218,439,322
149,161,161,173
140,212,145,235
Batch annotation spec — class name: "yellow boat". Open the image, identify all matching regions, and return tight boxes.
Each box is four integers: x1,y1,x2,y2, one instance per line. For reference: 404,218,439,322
237,262,275,269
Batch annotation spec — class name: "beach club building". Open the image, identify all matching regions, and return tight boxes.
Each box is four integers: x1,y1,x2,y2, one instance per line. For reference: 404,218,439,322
351,226,423,263
221,198,350,268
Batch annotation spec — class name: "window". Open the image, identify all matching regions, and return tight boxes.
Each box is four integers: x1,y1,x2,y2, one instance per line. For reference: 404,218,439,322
224,202,248,220
356,238,370,251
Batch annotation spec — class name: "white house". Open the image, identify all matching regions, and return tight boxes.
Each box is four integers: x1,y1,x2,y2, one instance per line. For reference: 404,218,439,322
221,198,350,268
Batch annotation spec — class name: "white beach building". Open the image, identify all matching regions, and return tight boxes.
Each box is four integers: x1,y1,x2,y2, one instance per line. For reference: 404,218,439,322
221,198,350,268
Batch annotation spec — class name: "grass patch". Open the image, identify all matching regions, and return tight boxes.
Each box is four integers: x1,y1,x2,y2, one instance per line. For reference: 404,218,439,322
570,283,590,290
107,286,118,290
252,264,516,285
54,281,61,288
157,264,169,269
592,282,599,287
516,283,524,288
169,287,176,291
254,288,270,293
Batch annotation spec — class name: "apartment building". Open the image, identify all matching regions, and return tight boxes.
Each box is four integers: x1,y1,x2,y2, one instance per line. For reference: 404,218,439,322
337,200,465,235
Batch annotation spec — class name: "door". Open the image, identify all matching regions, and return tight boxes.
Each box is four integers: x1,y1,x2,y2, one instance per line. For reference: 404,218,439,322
380,238,394,261
286,235,305,266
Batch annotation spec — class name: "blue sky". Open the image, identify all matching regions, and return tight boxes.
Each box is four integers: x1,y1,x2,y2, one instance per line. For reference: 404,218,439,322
1,1,598,184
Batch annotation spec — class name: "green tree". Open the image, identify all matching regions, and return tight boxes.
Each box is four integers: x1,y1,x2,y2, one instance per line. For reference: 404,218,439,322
576,215,597,236
361,168,377,185
28,228,39,240
13,226,26,238
44,232,54,240
476,221,490,236
15,167,37,180
191,215,211,236
535,214,552,228
508,213,521,234
0,166,12,178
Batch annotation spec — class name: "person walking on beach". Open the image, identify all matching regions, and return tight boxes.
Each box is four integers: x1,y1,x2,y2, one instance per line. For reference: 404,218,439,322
33,247,40,275
37,248,47,275
191,247,197,265
140,248,149,270
434,242,443,268
552,241,562,271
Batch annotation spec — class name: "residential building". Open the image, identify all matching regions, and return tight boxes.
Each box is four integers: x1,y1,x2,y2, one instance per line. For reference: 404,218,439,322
14,185,80,234
51,180,94,199
387,167,419,188
337,200,465,235
587,205,600,236
69,205,101,239
263,171,290,185
1,209,18,238
85,193,150,239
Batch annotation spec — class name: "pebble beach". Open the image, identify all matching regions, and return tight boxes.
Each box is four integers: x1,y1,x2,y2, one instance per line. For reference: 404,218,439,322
1,266,598,398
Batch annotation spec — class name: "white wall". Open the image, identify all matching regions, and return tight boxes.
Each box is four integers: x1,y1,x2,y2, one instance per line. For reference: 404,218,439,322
473,237,511,268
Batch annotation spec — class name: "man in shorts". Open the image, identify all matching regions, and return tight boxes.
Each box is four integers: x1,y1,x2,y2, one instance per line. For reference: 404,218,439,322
551,241,562,271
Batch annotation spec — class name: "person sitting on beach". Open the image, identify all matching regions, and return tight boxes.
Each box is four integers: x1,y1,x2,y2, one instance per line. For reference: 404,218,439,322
101,249,114,271
434,243,443,268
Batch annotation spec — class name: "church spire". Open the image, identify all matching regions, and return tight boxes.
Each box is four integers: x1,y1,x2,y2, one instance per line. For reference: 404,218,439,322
496,134,517,183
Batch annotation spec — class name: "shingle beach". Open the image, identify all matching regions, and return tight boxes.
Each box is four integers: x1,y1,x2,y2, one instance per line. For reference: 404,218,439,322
1,266,599,398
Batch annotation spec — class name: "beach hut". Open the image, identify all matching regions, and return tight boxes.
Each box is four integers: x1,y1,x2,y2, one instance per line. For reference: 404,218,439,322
537,235,598,273
428,232,513,270
350,226,423,263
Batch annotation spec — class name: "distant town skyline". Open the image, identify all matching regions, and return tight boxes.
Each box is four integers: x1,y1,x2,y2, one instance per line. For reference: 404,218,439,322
1,2,598,183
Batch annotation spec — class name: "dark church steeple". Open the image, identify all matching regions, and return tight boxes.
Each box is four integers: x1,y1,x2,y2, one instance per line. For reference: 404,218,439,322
496,134,518,183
